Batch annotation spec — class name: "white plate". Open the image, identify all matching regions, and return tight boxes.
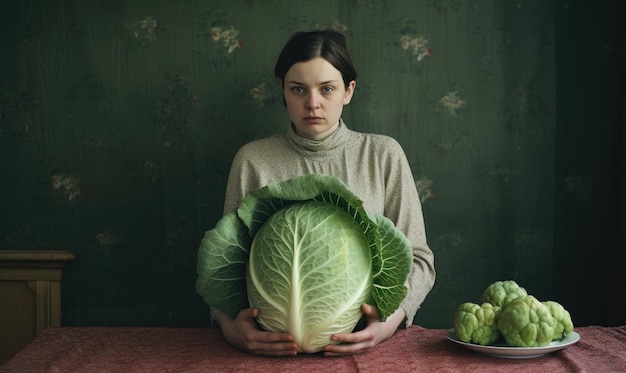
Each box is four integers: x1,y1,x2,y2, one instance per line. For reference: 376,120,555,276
446,329,580,359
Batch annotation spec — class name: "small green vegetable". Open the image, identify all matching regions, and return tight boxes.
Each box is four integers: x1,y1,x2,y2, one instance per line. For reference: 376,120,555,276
543,301,574,340
479,280,527,308
453,302,501,345
497,295,557,347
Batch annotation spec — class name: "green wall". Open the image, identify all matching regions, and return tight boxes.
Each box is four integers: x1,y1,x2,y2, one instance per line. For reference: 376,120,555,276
0,0,623,329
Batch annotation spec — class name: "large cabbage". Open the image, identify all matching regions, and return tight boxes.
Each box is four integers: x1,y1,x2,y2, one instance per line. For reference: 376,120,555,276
196,174,412,353
247,201,373,351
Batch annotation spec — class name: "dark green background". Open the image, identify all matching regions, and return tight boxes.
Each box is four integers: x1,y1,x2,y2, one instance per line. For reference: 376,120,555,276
1,0,623,329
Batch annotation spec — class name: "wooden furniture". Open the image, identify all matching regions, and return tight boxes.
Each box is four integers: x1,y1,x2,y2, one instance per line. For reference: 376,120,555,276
0,250,75,364
1,325,625,372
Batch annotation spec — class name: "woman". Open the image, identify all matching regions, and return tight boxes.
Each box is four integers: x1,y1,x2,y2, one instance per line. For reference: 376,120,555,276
210,30,435,356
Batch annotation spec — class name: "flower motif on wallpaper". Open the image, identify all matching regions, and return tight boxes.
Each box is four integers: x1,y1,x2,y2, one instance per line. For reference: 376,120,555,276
415,176,436,203
125,16,158,43
250,82,271,108
95,229,122,255
439,90,467,116
51,174,82,201
430,134,466,155
400,35,432,62
211,26,242,54
250,81,282,108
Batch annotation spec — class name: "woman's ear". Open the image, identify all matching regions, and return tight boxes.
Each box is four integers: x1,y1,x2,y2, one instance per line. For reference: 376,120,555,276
343,80,356,105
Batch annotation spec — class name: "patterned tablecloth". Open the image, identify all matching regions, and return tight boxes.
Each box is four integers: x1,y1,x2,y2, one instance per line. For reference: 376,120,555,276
1,325,625,372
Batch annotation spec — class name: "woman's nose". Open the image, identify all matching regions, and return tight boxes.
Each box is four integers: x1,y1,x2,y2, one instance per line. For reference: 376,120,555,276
306,92,320,109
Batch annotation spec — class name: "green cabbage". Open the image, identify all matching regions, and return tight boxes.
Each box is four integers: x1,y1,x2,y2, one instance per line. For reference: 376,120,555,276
247,201,373,351
196,174,413,353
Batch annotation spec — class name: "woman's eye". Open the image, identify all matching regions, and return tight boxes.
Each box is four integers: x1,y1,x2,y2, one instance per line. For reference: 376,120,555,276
322,86,334,94
291,87,304,94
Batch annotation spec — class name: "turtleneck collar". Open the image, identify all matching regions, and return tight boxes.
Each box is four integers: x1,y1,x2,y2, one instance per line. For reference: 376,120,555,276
286,119,350,154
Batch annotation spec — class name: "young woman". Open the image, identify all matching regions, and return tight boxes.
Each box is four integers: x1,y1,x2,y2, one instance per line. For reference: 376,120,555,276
210,30,435,357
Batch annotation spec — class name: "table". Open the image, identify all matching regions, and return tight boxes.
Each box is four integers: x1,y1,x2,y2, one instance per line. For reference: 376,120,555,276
1,325,624,372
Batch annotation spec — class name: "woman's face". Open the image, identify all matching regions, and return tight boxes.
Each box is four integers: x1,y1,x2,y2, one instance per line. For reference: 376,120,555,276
283,57,356,140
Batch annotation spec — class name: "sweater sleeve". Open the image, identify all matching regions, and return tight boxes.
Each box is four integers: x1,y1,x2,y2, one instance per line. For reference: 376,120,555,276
223,144,261,215
379,138,436,327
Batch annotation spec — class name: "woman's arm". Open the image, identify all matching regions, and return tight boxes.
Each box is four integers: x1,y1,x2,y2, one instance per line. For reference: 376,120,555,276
381,138,436,326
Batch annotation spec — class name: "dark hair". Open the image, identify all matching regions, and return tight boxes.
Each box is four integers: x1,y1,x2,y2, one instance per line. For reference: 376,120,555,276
274,30,357,88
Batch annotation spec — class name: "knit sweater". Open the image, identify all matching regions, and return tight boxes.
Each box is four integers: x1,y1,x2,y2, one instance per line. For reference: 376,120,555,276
223,120,436,326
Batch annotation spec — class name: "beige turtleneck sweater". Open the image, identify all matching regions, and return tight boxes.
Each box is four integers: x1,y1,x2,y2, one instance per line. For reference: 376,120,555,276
223,120,435,326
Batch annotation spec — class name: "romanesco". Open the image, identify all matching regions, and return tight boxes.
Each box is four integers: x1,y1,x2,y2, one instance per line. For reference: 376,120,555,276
479,280,527,308
497,295,557,347
543,300,574,340
453,302,501,345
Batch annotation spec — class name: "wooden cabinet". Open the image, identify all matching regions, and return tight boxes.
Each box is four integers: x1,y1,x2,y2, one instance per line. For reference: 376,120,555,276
0,250,75,364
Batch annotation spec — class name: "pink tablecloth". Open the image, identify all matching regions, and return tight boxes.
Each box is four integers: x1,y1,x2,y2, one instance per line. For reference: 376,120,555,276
1,325,625,372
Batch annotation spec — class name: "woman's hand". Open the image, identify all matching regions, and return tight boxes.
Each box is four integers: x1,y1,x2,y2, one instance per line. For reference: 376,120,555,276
321,304,405,356
215,307,298,356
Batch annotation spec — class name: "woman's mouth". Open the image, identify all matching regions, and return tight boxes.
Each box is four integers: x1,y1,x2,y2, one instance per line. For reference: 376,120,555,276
304,116,323,124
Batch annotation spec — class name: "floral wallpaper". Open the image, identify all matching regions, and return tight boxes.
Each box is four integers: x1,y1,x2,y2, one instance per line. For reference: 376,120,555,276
0,0,622,328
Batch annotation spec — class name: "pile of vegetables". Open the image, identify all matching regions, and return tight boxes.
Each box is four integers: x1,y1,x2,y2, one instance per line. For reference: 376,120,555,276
196,174,413,353
453,280,574,347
